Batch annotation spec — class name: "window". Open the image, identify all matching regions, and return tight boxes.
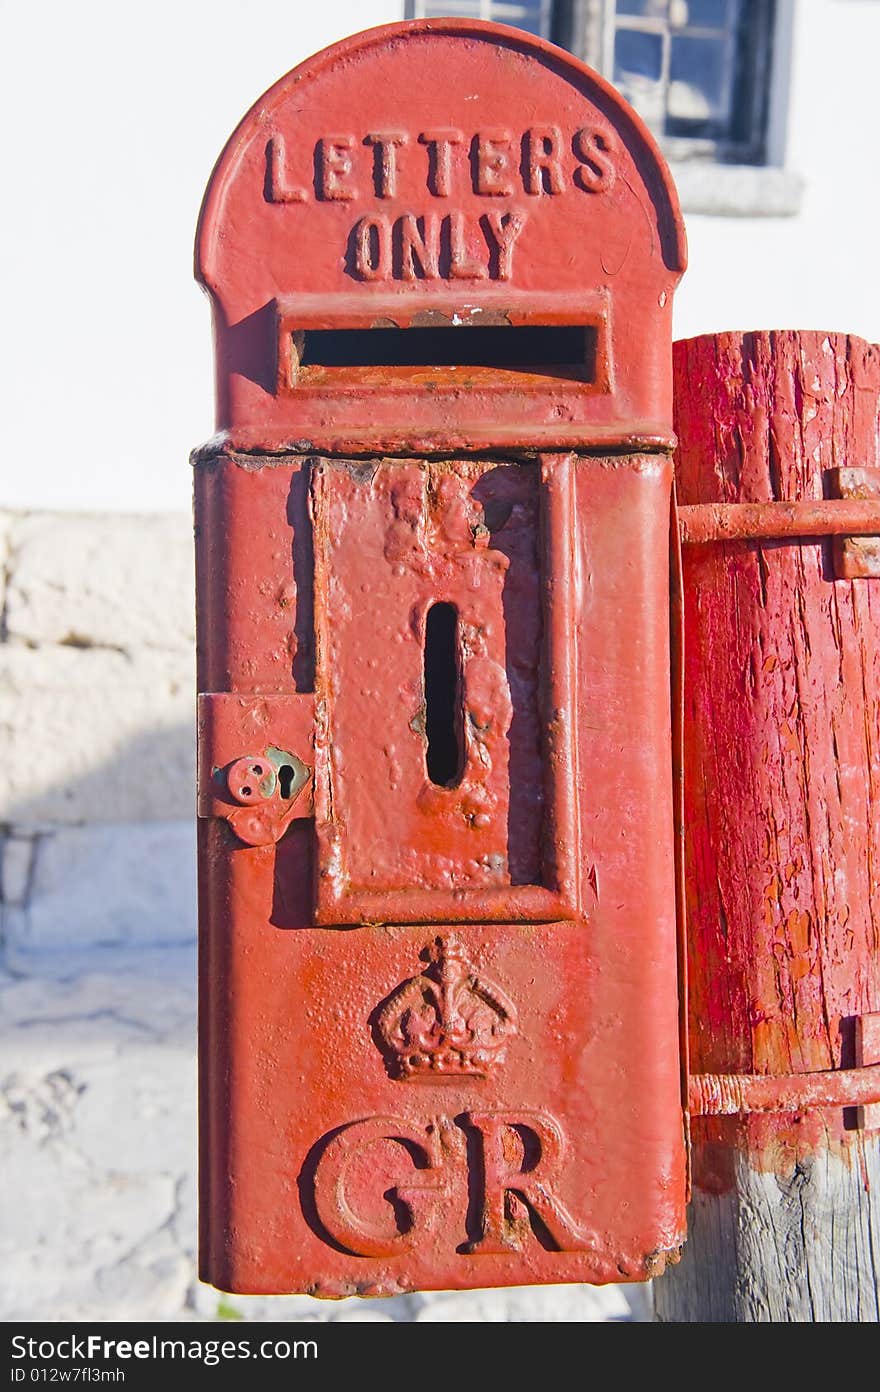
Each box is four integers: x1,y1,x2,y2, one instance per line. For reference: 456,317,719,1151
603,1,774,165
406,1,799,213
407,0,586,49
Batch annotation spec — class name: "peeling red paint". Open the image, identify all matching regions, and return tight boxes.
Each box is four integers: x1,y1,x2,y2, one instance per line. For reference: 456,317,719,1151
674,331,880,1183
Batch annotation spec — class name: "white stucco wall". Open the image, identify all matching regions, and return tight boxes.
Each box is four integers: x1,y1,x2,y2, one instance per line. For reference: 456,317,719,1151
1,0,879,511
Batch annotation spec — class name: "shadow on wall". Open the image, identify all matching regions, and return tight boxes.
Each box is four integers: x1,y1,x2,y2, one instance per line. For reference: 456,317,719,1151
1,716,196,829
1,722,198,968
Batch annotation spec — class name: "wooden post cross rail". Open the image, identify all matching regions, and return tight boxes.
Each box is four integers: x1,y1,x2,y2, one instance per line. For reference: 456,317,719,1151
689,1062,880,1123
677,498,880,544
677,464,880,579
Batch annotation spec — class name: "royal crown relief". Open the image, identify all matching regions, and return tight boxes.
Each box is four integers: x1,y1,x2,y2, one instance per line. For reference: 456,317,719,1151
267,125,618,281
376,937,517,1080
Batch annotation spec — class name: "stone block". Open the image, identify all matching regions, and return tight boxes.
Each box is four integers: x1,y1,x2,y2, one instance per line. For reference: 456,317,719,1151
5,511,195,653
0,956,200,1319
0,644,193,824
3,821,196,961
0,510,13,619
74,1044,196,1177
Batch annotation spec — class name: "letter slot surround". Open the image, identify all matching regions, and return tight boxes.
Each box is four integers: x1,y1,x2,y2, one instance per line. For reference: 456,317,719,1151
275,294,611,398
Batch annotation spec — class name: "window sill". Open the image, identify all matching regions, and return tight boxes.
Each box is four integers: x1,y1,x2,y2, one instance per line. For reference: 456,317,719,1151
667,162,805,218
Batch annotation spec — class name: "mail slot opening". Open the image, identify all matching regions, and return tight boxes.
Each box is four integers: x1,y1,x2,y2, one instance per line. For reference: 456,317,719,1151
424,602,463,788
296,324,597,375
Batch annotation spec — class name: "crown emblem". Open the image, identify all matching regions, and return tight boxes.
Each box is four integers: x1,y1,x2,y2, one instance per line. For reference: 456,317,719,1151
376,938,517,1080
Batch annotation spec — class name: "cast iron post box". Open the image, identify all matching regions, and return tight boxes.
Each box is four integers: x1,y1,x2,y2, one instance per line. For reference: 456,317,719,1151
195,17,688,1296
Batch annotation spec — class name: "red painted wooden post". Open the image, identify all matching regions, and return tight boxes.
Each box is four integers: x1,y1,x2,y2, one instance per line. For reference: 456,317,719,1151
655,331,880,1322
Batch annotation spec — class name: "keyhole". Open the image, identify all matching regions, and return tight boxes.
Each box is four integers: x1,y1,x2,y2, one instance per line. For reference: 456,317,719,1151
424,602,463,788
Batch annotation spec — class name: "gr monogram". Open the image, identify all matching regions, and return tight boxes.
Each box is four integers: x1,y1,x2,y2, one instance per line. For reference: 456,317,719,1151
309,1110,593,1258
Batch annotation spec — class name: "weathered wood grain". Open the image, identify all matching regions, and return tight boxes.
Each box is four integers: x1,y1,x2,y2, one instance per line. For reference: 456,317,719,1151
656,1142,880,1321
655,332,880,1322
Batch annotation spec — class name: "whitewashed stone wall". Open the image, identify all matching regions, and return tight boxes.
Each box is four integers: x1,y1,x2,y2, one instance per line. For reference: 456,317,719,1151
0,511,196,970
0,509,647,1321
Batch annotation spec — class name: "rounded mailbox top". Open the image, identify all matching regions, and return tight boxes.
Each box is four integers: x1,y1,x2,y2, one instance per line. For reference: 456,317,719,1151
197,19,686,455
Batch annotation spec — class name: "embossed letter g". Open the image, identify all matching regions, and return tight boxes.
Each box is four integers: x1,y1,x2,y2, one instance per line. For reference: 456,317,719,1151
312,1116,446,1257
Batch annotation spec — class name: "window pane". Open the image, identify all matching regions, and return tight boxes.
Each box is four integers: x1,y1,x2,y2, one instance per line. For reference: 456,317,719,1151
676,1,730,28
498,15,546,37
417,0,552,38
668,34,729,124
420,1,479,15
614,28,665,125
617,1,669,16
491,2,552,37
615,28,664,81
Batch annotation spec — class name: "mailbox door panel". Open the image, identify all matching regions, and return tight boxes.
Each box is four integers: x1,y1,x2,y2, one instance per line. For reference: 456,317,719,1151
313,459,524,899
311,456,578,924
196,450,686,1294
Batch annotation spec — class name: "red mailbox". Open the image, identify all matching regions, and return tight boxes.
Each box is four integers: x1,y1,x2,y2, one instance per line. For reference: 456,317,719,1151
195,18,687,1296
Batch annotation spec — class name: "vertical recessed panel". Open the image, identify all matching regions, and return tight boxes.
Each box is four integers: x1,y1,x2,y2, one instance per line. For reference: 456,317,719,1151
312,458,552,920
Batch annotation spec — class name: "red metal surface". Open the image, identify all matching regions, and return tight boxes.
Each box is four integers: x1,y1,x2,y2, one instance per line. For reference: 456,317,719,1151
196,18,685,456
195,20,687,1297
196,449,685,1294
674,331,880,1179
